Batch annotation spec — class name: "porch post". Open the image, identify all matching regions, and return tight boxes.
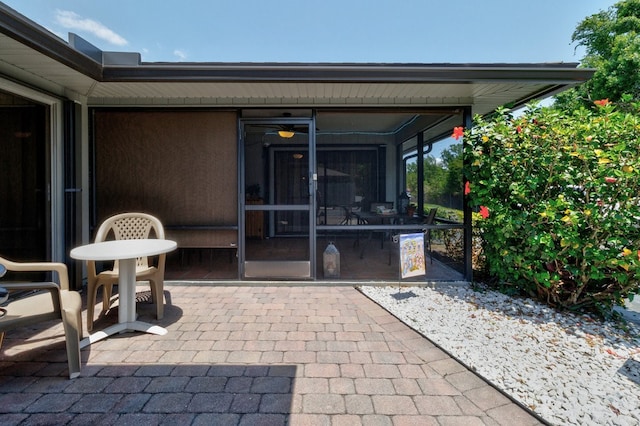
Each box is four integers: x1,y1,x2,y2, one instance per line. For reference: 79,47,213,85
416,132,424,216
63,101,83,291
463,107,473,281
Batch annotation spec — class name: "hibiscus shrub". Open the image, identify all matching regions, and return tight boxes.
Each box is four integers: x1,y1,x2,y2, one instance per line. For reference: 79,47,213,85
463,100,640,316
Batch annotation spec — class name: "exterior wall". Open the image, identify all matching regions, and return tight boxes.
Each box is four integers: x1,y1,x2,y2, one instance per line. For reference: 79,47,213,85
93,110,238,230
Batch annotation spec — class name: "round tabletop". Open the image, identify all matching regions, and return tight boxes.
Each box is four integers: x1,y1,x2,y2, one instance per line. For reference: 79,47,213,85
70,239,177,261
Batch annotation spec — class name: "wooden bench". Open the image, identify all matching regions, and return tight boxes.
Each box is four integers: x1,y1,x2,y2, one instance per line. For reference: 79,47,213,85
164,226,238,267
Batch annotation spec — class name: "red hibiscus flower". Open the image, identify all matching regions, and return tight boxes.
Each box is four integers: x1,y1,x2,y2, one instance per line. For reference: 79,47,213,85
464,181,471,195
479,206,489,219
594,99,610,107
452,127,464,140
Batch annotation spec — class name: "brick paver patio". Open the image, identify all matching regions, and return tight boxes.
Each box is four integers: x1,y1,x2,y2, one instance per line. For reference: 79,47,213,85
0,284,543,425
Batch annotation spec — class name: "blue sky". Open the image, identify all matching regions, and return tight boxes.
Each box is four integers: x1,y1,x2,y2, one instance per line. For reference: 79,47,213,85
2,0,619,63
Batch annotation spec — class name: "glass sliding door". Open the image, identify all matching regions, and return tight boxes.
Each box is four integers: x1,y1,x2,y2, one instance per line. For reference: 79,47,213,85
241,117,315,279
0,102,48,268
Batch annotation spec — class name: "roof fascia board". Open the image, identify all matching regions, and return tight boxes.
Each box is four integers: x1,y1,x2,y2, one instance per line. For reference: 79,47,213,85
101,63,594,84
0,4,102,80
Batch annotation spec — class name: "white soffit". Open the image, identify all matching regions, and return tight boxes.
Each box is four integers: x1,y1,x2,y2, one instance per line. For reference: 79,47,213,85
0,33,96,98
86,81,558,113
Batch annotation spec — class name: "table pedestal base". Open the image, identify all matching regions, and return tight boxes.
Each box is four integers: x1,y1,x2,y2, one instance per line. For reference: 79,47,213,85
80,321,167,349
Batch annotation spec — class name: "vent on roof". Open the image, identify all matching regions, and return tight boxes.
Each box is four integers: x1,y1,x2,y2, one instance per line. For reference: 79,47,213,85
68,33,140,66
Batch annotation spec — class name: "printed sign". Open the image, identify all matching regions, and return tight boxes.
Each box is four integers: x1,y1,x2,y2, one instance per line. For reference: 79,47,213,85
399,233,426,278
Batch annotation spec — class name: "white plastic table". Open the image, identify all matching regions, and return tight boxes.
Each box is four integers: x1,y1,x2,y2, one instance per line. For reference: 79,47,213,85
70,238,177,348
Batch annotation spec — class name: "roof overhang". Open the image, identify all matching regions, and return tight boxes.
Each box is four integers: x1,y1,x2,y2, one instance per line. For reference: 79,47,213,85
0,3,594,116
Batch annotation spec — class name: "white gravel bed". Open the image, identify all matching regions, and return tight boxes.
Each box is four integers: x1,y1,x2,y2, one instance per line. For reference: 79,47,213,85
360,284,640,426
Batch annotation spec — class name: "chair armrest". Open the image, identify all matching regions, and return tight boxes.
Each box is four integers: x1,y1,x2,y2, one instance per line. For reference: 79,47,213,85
0,258,69,290
0,281,60,292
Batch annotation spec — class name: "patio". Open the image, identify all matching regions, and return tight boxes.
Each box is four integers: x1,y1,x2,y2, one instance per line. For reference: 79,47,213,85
0,284,541,425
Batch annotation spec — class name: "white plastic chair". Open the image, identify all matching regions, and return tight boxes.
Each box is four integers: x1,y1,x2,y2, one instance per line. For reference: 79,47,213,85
0,257,82,379
86,212,166,332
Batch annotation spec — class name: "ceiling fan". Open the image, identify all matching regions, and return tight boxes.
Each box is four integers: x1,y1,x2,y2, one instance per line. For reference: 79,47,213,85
247,123,308,138
249,113,312,138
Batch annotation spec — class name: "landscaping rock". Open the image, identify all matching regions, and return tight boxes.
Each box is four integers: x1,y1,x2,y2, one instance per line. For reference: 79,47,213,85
361,284,640,426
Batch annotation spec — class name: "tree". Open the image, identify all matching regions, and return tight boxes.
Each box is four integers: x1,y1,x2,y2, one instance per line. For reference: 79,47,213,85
440,144,463,196
405,161,418,198
555,0,640,109
404,142,463,210
423,155,447,204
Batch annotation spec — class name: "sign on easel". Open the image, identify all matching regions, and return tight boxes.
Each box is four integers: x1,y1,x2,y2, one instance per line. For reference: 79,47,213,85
399,233,426,279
